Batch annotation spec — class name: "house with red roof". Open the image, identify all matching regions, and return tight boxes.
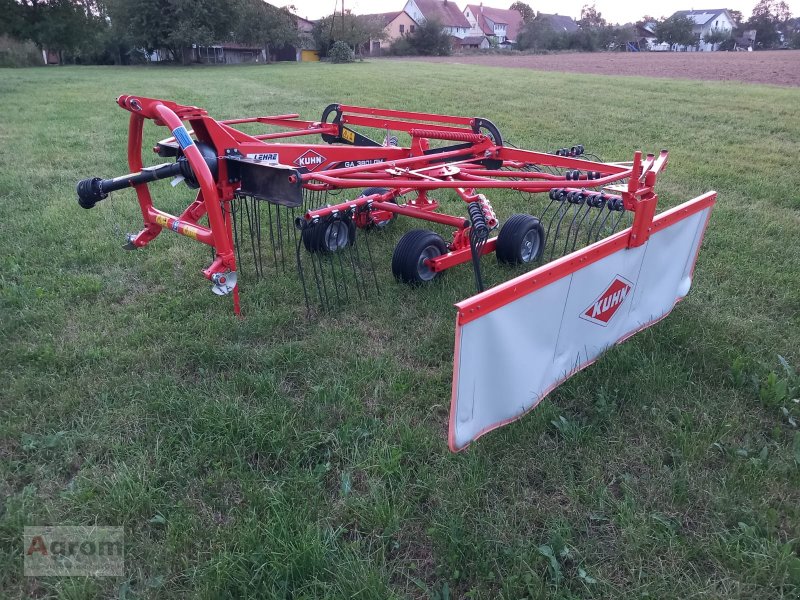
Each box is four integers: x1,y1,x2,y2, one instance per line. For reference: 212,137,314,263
361,11,420,55
402,0,472,39
463,4,523,46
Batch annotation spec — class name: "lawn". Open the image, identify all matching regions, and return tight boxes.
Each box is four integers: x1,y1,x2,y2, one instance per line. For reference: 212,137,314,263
1,61,799,599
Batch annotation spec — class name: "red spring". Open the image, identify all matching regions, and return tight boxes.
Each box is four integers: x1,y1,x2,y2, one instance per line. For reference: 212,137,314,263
410,129,486,143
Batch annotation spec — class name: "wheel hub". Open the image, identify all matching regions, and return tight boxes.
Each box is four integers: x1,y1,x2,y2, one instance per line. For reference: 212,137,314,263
417,245,441,281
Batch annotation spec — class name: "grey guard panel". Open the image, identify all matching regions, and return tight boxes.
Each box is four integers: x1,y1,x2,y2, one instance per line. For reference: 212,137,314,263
451,206,712,450
228,158,303,208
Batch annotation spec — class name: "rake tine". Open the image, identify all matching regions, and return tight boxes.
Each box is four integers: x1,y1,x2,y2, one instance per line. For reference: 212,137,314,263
276,203,286,274
283,207,294,266
309,250,326,311
290,207,303,279
361,224,381,296
564,202,591,256
547,202,572,262
335,248,350,303
569,203,593,253
585,198,608,246
609,210,626,234
593,207,614,243
347,242,366,301
544,200,566,252
470,233,487,292
561,197,584,258
232,196,244,278
314,250,331,312
266,201,278,275
285,207,292,270
539,198,557,222
295,232,312,315
325,253,339,305
350,235,370,300
255,198,264,278
585,211,602,245
319,223,343,306
244,196,260,280
601,204,623,237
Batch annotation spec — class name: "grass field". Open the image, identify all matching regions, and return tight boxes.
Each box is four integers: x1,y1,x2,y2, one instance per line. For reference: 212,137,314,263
1,61,799,599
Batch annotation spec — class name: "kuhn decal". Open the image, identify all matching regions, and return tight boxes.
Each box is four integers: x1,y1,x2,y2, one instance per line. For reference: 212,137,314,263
246,152,279,164
294,150,325,170
580,275,633,326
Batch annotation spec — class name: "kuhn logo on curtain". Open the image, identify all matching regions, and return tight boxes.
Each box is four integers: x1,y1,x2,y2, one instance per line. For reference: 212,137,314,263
580,275,633,326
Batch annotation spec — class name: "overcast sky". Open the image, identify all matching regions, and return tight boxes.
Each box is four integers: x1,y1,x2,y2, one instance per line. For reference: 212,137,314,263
282,0,799,24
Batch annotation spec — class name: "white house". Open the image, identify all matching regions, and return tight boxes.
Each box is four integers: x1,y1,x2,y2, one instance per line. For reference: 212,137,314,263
463,4,524,45
671,8,736,51
402,0,472,39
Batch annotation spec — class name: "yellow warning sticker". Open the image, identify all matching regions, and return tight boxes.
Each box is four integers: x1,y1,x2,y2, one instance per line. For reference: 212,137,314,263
155,215,169,227
341,128,356,144
181,225,198,240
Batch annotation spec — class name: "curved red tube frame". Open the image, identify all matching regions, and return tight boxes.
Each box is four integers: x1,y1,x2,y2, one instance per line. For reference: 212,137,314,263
118,95,240,313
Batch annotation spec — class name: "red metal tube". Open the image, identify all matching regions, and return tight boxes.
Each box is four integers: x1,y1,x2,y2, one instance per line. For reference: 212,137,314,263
497,146,630,174
304,198,469,229
153,103,235,274
428,238,498,272
300,146,479,181
307,171,631,192
459,169,563,181
336,104,475,126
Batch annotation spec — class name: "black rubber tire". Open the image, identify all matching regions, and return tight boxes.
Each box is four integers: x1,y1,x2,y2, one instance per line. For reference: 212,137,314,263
359,187,397,229
302,216,356,253
392,229,448,284
496,214,545,265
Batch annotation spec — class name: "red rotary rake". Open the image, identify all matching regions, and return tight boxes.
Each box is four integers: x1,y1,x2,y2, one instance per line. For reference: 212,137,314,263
77,96,716,450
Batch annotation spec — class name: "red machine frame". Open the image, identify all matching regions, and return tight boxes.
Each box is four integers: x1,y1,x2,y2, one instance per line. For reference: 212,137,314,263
88,95,671,314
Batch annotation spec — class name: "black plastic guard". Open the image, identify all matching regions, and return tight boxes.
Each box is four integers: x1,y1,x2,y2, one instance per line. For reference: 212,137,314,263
227,158,303,207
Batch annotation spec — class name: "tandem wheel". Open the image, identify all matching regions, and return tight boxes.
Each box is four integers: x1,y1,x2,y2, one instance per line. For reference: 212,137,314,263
392,229,448,284
302,216,356,253
496,214,545,265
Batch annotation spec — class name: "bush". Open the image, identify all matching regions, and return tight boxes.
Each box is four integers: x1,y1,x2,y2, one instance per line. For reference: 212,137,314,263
406,19,451,56
389,36,417,56
718,38,736,51
0,35,42,67
328,40,354,63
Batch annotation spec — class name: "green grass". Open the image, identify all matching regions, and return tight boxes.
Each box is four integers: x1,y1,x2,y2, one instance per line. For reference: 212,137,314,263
1,61,799,599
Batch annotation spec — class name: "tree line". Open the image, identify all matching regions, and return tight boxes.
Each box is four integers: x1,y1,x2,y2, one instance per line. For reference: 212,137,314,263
0,0,301,64
0,0,452,64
